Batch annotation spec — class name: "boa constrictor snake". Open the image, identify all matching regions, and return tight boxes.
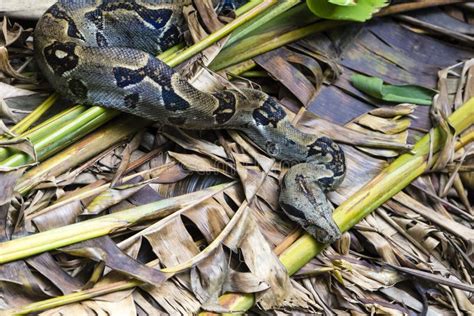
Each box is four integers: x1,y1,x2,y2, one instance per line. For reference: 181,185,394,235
34,0,346,243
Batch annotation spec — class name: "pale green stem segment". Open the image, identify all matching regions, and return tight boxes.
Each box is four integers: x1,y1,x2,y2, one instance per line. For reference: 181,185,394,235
0,182,233,264
0,105,88,162
235,0,262,16
6,99,474,316
9,280,142,316
166,0,277,67
225,0,301,47
0,107,119,167
8,94,59,136
15,116,143,195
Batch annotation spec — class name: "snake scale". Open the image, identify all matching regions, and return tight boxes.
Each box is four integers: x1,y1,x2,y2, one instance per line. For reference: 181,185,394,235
34,0,346,243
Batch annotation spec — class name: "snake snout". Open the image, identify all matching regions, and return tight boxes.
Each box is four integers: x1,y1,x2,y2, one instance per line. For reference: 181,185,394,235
312,222,341,244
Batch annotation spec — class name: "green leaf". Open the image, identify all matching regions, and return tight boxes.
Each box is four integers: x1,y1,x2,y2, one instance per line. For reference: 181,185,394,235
306,0,389,22
351,74,436,105
328,0,357,6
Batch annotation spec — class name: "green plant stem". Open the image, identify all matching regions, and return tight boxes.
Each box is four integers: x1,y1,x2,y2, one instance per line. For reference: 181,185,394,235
0,107,119,167
9,94,59,136
9,280,142,316
211,19,344,71
226,0,301,47
0,182,233,264
225,60,257,76
240,70,268,78
15,116,144,195
0,105,87,162
199,98,474,314
235,0,262,16
157,42,185,60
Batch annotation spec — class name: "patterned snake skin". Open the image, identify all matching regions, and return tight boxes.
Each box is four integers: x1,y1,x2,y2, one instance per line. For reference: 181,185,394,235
34,0,346,243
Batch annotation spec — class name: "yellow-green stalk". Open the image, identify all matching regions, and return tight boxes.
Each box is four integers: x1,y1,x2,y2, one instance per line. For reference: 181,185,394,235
0,105,88,162
235,0,262,16
225,0,301,47
211,19,343,71
15,116,143,195
0,182,234,264
8,94,59,136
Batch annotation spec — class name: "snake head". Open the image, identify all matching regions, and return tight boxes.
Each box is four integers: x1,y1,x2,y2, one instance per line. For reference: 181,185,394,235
280,200,341,244
280,168,342,244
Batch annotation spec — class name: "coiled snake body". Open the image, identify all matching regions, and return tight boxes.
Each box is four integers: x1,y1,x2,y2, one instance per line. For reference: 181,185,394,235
34,0,346,243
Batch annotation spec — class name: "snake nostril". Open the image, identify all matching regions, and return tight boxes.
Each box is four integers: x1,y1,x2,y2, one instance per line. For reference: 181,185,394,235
266,141,278,156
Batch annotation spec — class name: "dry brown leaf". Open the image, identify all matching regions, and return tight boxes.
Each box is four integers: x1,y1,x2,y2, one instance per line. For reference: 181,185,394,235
0,47,30,81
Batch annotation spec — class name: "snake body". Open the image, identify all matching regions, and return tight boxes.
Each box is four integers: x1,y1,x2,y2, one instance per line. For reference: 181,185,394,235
34,0,346,243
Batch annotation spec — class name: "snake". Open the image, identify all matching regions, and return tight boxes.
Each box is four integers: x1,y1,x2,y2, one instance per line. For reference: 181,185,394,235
34,0,346,244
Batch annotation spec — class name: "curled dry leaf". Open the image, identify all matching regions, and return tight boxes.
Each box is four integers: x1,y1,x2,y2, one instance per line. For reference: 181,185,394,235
169,151,234,178
0,16,33,48
0,47,30,81
61,237,167,286
254,47,323,105
83,180,153,216
346,103,414,158
0,82,36,99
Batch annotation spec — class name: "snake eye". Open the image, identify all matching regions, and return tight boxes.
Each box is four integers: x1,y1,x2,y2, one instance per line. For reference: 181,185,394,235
265,141,278,156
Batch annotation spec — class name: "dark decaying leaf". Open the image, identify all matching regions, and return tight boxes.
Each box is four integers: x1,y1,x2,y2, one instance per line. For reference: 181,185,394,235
83,180,152,215
25,253,84,294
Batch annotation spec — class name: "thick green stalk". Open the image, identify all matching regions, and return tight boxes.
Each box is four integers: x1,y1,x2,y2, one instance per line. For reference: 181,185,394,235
225,0,301,47
8,94,59,136
211,19,343,71
0,107,119,167
15,116,144,195
201,98,474,313
0,105,87,162
0,182,233,264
